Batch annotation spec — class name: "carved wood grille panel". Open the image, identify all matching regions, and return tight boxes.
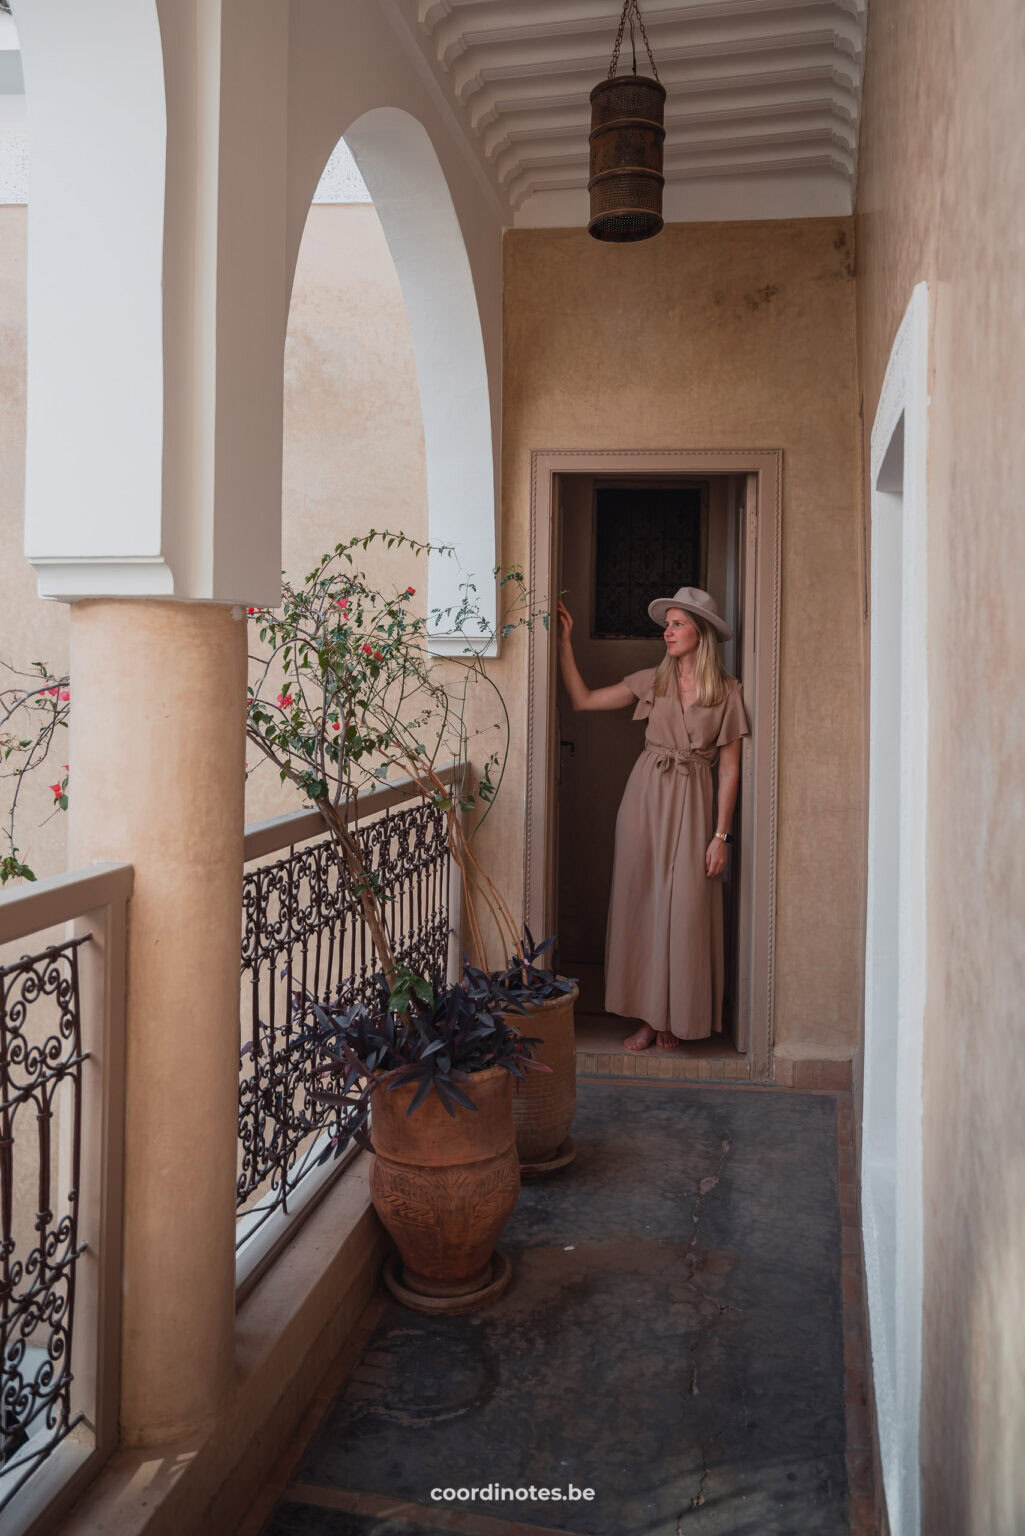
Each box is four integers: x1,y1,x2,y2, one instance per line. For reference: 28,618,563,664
0,939,86,1511
238,802,450,1247
593,486,704,636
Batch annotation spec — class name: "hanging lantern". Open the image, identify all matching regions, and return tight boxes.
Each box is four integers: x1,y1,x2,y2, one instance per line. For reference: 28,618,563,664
588,0,666,243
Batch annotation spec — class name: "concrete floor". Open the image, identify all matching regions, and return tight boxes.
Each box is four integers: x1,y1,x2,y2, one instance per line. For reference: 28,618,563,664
257,1078,851,1535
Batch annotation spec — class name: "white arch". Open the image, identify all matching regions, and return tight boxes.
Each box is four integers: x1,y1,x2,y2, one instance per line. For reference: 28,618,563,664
341,108,497,653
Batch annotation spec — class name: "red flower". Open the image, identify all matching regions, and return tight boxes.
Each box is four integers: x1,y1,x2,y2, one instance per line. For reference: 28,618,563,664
362,644,373,655
49,783,62,798
332,721,341,731
373,650,384,661
405,586,415,596
276,691,293,709
247,607,256,615
60,690,70,702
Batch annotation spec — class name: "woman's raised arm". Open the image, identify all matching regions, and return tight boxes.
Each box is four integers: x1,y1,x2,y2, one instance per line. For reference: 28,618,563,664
556,601,637,712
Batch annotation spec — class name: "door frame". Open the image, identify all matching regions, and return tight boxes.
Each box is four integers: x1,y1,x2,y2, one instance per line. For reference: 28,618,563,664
524,448,782,1080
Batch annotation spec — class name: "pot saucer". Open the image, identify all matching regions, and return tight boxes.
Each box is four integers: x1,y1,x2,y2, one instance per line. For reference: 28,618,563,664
382,1249,512,1315
519,1135,576,1177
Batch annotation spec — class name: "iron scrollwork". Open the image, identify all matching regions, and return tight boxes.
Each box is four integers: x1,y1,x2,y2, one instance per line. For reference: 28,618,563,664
237,801,451,1247
0,940,87,1509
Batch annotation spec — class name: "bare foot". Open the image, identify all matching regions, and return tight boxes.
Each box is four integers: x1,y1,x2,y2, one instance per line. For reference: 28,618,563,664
624,1024,656,1052
656,1030,681,1050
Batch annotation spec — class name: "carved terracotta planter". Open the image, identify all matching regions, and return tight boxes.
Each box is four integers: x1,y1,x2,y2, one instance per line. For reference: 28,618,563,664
512,983,579,1171
369,1064,520,1313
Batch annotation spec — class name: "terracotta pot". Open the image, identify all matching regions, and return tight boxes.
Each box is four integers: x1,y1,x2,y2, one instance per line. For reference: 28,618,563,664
368,1064,520,1301
511,983,579,1167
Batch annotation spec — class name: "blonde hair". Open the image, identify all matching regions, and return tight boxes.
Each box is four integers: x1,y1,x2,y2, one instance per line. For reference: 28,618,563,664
653,611,730,707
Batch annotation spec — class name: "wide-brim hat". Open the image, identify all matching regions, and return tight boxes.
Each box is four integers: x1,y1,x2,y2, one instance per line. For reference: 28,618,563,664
648,586,732,641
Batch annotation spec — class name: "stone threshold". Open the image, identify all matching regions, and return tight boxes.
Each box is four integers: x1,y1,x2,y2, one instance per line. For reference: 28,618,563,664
575,1011,853,1088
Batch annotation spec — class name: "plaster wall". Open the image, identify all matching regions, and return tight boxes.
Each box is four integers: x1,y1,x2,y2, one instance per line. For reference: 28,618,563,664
856,0,1025,1529
498,221,864,1053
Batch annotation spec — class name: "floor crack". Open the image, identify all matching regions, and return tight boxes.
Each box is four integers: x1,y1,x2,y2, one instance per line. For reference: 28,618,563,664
683,1136,737,1309
678,1434,722,1528
678,1136,733,1528
686,1135,731,1256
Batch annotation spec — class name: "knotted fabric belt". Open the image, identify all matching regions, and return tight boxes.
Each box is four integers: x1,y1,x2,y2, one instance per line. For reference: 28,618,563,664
643,741,718,775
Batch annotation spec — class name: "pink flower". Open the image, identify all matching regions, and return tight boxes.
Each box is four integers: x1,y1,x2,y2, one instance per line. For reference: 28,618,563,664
362,644,373,655
60,690,70,702
335,598,349,610
49,783,62,798
276,691,293,709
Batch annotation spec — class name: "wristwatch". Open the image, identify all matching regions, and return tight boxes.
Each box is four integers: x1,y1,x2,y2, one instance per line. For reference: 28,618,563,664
714,831,733,845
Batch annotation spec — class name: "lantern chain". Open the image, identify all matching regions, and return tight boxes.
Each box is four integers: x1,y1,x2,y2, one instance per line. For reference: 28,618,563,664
608,0,660,83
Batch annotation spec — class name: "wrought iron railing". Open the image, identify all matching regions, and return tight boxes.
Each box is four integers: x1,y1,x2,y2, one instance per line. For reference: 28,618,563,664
0,938,87,1504
236,766,463,1284
0,863,130,1536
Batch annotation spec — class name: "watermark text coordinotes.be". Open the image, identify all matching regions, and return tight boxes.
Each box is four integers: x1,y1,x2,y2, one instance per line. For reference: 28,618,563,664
430,1483,596,1505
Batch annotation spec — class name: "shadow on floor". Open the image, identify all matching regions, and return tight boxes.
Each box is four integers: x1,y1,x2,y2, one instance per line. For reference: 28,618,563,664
260,1078,849,1536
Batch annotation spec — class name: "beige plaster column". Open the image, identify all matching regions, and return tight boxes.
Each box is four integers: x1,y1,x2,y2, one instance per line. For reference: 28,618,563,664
69,599,247,1446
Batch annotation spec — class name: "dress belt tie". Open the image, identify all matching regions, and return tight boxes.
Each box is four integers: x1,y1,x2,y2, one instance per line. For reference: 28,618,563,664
643,741,718,775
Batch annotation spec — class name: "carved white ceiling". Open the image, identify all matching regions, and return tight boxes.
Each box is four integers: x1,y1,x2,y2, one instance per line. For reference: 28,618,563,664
1,3,866,222
396,0,867,225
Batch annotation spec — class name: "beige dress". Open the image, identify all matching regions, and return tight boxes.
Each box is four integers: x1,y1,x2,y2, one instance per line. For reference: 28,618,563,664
604,668,750,1039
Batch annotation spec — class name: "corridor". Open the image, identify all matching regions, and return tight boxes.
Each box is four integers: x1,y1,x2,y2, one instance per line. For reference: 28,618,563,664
244,1077,869,1536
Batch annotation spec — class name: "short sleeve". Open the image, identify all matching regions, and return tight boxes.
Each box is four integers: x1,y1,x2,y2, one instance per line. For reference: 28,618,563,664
716,679,750,746
622,667,658,722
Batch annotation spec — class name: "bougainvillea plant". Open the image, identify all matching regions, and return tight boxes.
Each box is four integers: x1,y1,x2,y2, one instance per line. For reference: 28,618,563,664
1,661,71,884
244,528,542,981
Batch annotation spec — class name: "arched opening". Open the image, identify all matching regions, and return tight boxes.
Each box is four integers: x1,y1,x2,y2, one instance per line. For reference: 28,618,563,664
298,109,497,654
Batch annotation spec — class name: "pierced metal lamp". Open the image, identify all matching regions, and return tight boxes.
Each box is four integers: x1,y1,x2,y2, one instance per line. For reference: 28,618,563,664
588,0,666,242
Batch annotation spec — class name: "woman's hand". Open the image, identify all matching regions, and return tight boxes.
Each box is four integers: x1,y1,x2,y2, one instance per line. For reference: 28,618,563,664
705,837,728,879
556,599,574,644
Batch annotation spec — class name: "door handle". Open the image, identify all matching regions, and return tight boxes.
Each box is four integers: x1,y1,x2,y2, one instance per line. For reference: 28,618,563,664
560,739,576,757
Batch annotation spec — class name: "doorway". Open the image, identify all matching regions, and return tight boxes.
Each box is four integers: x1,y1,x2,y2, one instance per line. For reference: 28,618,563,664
554,474,746,1047
524,448,781,1080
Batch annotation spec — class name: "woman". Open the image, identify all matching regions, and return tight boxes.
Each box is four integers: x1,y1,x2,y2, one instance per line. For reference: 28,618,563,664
557,586,749,1051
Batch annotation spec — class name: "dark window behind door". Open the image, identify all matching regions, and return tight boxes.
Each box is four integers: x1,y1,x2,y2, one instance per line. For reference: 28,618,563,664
592,486,704,637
